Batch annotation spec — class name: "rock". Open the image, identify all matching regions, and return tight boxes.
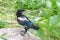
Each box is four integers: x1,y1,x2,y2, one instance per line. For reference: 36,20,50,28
0,28,40,40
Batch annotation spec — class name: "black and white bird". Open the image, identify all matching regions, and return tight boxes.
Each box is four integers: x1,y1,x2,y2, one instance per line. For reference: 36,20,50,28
16,9,39,35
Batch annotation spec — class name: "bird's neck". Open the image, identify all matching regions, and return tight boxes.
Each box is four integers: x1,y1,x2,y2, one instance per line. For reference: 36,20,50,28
17,14,24,17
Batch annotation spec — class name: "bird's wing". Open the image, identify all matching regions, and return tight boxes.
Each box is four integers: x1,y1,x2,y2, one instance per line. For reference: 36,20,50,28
24,20,33,28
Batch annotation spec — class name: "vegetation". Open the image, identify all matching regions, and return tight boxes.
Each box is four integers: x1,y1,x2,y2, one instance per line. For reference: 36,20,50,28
0,0,60,40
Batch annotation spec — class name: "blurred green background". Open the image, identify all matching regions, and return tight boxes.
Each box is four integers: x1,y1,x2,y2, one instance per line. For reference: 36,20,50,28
0,0,60,40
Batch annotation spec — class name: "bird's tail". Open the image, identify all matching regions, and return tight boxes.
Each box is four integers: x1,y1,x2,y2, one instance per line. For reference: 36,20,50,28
32,25,39,30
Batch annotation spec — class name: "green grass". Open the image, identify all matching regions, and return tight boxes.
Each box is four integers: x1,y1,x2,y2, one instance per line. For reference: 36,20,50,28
0,0,60,40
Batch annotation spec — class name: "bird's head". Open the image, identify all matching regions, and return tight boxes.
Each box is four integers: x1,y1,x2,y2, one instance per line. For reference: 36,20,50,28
16,9,25,17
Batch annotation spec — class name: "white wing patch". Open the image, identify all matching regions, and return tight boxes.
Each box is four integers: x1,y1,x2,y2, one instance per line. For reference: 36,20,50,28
18,17,28,21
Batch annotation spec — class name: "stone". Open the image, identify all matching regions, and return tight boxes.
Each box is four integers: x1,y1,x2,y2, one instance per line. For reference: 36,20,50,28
0,28,40,40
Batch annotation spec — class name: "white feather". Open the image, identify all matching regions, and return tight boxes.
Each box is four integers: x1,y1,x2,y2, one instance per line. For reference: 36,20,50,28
18,17,28,21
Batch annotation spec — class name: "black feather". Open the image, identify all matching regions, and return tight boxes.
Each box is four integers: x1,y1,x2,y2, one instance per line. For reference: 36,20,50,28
16,9,25,17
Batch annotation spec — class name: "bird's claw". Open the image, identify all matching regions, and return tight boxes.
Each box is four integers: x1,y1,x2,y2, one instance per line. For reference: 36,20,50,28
20,30,25,36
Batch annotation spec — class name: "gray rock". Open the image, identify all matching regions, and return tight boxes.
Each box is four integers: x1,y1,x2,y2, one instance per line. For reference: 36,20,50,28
0,28,40,40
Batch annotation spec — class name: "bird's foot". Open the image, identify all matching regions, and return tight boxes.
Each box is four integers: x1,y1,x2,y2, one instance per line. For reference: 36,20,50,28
20,30,25,36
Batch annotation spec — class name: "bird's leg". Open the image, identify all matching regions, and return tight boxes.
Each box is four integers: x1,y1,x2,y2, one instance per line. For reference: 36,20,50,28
24,27,29,35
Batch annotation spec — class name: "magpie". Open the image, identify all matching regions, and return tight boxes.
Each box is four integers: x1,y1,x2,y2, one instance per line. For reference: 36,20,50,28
16,9,39,35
